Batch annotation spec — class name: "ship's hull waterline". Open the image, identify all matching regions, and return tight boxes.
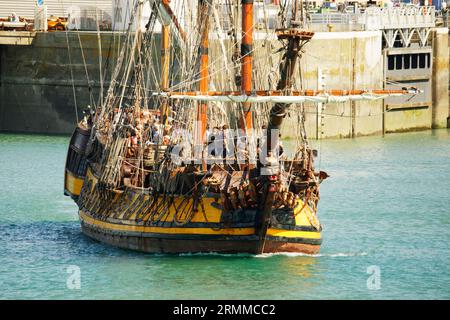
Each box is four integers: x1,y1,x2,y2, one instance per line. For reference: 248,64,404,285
78,209,321,254
79,214,321,254
65,128,322,255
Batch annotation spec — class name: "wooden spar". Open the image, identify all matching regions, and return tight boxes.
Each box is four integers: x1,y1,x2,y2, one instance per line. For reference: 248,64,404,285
160,89,417,96
197,0,210,147
160,0,171,125
160,0,187,42
161,29,170,89
241,0,254,130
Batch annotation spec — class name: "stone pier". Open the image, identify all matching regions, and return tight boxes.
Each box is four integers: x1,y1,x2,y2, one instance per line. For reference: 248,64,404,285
431,28,450,129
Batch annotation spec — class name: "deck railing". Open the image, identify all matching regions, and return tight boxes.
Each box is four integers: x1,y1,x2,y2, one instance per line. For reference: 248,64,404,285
307,6,436,31
362,6,436,30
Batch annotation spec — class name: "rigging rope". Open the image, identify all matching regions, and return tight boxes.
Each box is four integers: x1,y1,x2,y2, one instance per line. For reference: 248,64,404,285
64,29,79,124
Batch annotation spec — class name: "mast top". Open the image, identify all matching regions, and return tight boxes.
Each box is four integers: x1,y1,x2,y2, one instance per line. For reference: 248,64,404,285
275,29,314,41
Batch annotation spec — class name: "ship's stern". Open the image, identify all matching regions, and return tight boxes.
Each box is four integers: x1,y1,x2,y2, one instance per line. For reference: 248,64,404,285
64,124,91,201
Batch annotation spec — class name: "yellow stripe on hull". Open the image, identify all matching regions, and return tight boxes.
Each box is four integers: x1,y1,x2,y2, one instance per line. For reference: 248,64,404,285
266,228,321,239
79,210,255,236
65,170,84,197
79,210,321,243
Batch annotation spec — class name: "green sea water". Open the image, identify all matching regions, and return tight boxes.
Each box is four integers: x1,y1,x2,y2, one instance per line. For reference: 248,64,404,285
0,130,449,300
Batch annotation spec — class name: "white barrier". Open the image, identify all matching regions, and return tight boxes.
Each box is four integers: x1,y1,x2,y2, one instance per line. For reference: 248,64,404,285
362,6,436,31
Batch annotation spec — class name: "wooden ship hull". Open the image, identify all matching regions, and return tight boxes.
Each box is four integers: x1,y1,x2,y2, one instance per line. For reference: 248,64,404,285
64,126,322,255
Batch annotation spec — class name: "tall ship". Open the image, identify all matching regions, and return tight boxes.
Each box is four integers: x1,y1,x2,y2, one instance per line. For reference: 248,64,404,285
64,0,418,254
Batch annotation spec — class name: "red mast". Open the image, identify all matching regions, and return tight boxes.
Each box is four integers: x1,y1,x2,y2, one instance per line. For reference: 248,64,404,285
241,0,254,131
197,0,210,144
160,0,171,125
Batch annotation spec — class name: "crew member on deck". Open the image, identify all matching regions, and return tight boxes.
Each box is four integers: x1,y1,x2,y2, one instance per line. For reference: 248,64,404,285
11,13,19,22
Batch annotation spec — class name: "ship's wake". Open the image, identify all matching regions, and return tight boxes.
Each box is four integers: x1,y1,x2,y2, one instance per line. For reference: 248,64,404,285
255,252,368,258
176,251,368,258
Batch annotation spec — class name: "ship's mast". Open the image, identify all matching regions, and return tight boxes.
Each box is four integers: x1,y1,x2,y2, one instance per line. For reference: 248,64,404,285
241,0,254,131
196,0,210,148
160,0,171,125
266,0,306,153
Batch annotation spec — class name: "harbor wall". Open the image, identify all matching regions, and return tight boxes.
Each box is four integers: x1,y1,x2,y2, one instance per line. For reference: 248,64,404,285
0,30,448,137
0,32,119,134
291,31,384,139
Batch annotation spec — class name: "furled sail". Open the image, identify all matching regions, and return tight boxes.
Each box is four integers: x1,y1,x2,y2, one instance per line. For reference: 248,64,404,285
154,88,421,104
